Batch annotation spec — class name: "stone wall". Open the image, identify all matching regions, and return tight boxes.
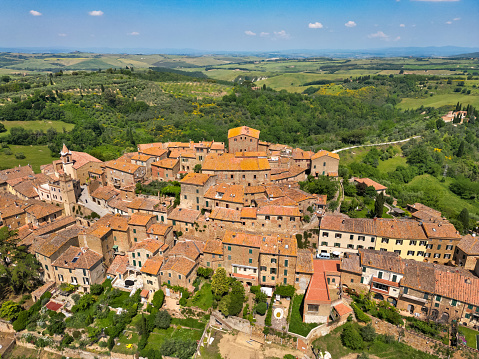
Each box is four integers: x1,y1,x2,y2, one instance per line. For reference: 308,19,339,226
0,319,14,333
210,310,252,334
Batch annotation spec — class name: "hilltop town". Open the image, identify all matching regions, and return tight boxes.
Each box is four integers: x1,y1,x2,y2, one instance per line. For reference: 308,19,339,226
0,124,478,359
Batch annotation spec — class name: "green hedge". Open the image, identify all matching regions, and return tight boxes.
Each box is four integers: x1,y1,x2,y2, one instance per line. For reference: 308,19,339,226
352,303,371,323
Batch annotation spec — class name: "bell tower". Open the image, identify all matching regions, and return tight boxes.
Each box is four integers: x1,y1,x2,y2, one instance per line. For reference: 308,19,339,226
59,173,77,216
60,143,72,164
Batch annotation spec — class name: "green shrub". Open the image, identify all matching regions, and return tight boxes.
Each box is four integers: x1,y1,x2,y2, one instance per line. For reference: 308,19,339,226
265,301,273,326
360,323,376,342
90,284,104,295
15,152,26,159
255,302,267,316
152,290,165,308
341,324,364,350
13,310,29,331
352,303,371,323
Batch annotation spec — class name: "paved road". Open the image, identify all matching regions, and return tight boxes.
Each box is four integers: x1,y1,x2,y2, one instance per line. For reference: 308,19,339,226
332,136,421,153
77,185,110,217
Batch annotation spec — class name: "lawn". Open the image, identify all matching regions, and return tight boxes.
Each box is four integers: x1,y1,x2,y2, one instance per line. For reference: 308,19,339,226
397,93,479,110
288,294,319,337
199,330,223,359
112,330,139,354
171,317,206,330
187,282,214,311
0,120,74,135
458,326,479,349
405,174,479,218
109,291,130,308
377,156,408,173
143,326,203,353
0,145,53,173
313,324,439,359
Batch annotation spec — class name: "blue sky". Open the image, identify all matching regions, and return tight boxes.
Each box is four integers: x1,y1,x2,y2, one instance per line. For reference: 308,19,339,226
0,0,478,51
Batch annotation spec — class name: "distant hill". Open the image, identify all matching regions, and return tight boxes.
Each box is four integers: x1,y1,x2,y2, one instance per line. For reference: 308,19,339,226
449,52,479,59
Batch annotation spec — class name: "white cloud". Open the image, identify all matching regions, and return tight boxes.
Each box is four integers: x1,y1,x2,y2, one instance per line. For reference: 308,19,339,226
446,21,452,24
453,17,461,20
128,32,140,36
58,33,67,37
244,30,256,36
29,10,42,16
308,22,323,29
88,10,104,16
394,36,401,41
274,30,290,39
260,32,270,37
400,23,406,27
345,21,357,28
368,31,389,39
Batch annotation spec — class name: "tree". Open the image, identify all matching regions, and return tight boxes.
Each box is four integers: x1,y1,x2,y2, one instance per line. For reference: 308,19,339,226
0,123,6,133
90,284,104,295
255,302,267,315
155,310,171,329
194,164,202,173
360,323,376,342
341,325,364,350
0,301,22,321
374,192,385,218
458,208,470,233
456,141,465,157
211,267,229,297
152,290,165,308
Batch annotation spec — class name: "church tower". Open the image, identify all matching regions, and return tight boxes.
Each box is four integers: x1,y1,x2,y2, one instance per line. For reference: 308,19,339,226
59,173,77,216
60,143,72,164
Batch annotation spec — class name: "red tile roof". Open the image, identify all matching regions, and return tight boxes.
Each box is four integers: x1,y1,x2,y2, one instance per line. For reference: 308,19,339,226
304,260,340,303
334,303,353,317
46,301,63,312
71,151,102,170
228,126,260,139
107,255,129,275
354,178,387,191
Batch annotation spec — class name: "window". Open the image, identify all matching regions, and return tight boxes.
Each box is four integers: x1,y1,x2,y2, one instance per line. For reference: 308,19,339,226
137,252,141,257
351,279,354,283
83,269,86,276
437,245,442,250
410,240,417,246
371,237,375,242
283,278,287,284
419,241,427,246
350,235,354,240
134,238,138,242
334,243,340,247
425,253,431,258
347,244,354,249
58,274,64,281
285,259,289,267
322,232,329,237
133,260,136,266
138,261,142,267
392,275,397,282
265,216,270,220
262,276,266,282
426,244,433,249
179,275,182,279
466,313,471,319
468,305,473,310
407,251,415,256
228,246,231,251
436,295,442,302
133,228,136,234
228,255,231,260
382,238,389,244
394,250,401,255
446,245,453,250
271,258,277,264
396,240,403,245
207,262,210,267
249,249,253,254
434,253,441,259
114,236,117,241
435,303,439,308
362,267,366,273
444,254,451,259
423,293,429,300
357,245,364,249
358,236,365,241
132,253,135,258
321,241,328,246
270,268,276,274
378,271,383,279
403,287,409,294
284,269,288,276
271,276,275,281
451,299,457,306
417,251,425,256
335,233,342,239
249,258,253,264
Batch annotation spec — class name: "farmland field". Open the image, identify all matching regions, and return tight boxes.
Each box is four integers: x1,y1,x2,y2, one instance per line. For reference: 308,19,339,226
0,145,53,173
397,93,479,110
0,120,74,135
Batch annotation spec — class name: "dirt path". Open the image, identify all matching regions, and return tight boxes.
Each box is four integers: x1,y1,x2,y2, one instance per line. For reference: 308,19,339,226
332,136,421,154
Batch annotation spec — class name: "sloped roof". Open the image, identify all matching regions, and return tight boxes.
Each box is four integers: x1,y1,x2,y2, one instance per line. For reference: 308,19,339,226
141,255,164,275
71,151,102,169
52,246,102,270
354,178,387,191
205,183,244,204
161,256,196,276
180,173,214,186
128,238,162,254
210,207,241,222
311,150,340,161
296,249,314,274
320,214,376,235
359,248,404,274
228,126,260,139
0,165,34,184
457,235,479,255
168,208,200,223
422,222,461,239
107,255,129,275
128,213,155,227
32,226,82,257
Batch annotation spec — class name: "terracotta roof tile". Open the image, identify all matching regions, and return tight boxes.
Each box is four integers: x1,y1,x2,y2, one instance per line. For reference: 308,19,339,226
141,255,164,275
223,230,261,248
161,256,196,277
296,249,314,273
205,183,244,204
422,222,461,239
169,208,200,223
107,255,129,275
354,178,387,191
104,160,143,173
244,185,266,194
376,219,427,240
128,213,155,227
108,198,129,213
340,254,362,274
131,154,153,162
168,241,202,261
127,197,166,212
140,147,168,157
257,205,301,217
305,260,340,303
240,207,257,219
169,149,195,159
25,201,62,219
52,246,102,269
91,186,119,201
457,235,479,255
334,303,353,317
359,249,404,274
32,226,82,257
311,150,340,161
228,126,260,139
70,151,102,170
204,240,223,255
148,223,172,237
320,214,376,235
180,173,214,186
210,207,241,222
0,165,35,184
129,238,162,254
202,154,270,172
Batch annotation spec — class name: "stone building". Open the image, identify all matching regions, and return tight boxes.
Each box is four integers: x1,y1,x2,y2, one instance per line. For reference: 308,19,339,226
422,222,461,264
103,160,146,188
454,234,479,270
151,158,180,181
310,150,340,177
180,173,216,211
228,126,260,154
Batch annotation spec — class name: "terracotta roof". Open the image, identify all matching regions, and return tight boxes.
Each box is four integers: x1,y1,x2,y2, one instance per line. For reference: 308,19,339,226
31,282,55,300
334,303,353,317
223,230,261,248
265,185,284,199
376,219,427,240
52,246,102,269
169,149,195,159
202,154,270,172
19,216,77,247
211,142,225,150
340,254,361,274
46,301,63,312
311,150,340,161
401,260,436,293
408,203,442,217
141,147,168,158
372,276,399,287
161,256,196,276
320,214,376,235
168,208,200,223
127,197,165,212
91,186,119,201
305,260,340,303
25,201,62,219
148,223,172,237
152,158,179,169
86,214,129,237
354,178,387,191
296,249,314,273
228,126,260,139
128,212,155,227
107,255,129,275
104,160,143,173
271,167,306,181
205,183,244,204
210,207,241,222
435,269,479,306
70,151,102,170
180,173,214,186
257,206,301,217
359,249,404,274
243,185,266,194
315,194,328,206
141,255,164,275
204,240,223,255
168,241,202,261
240,207,257,219
457,235,479,255
0,165,34,184
131,154,153,162
422,222,461,239
138,143,164,152
108,198,129,213
0,194,29,218
61,144,70,155
292,148,314,160
89,168,104,175
33,226,82,257
128,238,162,254
234,151,268,158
